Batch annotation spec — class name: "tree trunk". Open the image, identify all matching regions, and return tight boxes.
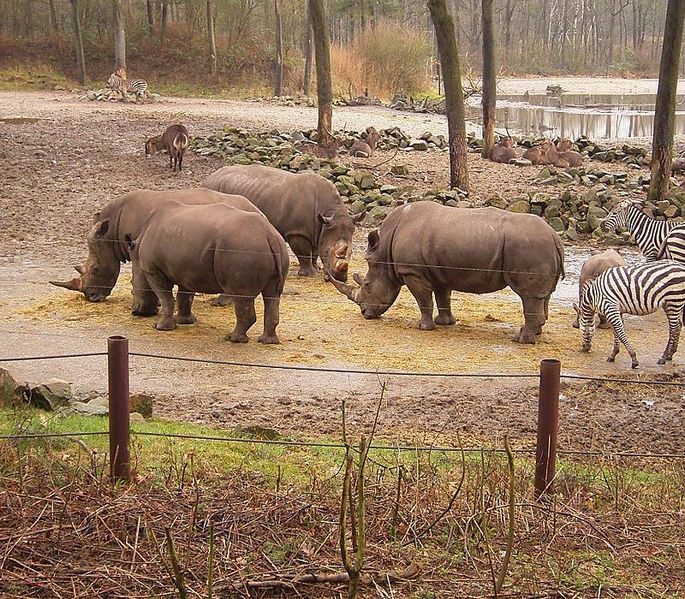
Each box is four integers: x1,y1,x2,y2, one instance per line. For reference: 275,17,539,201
648,0,685,202
303,5,313,96
207,0,217,74
481,0,496,158
49,0,59,33
274,0,284,96
70,0,86,85
113,0,126,69
161,1,168,43
146,0,154,33
428,0,469,191
309,0,333,145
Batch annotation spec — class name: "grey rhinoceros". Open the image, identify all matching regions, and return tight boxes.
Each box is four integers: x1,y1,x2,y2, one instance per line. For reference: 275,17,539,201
50,188,262,313
328,201,565,343
128,201,289,343
201,164,362,281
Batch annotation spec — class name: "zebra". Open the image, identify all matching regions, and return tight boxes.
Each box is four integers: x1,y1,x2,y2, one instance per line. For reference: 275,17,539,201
107,72,148,101
656,224,685,263
579,260,685,368
602,199,678,261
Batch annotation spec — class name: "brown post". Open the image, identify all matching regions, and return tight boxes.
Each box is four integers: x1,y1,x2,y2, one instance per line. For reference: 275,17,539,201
535,358,560,498
108,335,130,483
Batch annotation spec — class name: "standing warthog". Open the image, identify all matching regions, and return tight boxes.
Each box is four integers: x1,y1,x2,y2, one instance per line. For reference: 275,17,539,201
572,249,627,328
128,202,289,343
489,137,518,163
201,164,362,281
349,126,380,158
50,189,263,312
328,202,565,343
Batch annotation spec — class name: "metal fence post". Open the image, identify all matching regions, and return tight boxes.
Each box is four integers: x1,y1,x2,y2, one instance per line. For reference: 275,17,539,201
108,335,130,483
535,358,560,498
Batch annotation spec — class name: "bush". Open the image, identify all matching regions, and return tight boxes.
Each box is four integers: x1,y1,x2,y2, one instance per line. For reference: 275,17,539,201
331,23,431,99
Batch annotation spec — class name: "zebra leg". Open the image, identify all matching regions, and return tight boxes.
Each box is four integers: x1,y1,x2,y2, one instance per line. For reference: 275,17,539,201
658,305,682,364
605,308,638,368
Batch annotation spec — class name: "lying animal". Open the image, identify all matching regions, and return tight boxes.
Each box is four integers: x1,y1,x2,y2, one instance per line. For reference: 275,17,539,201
50,189,263,312
580,261,685,368
201,164,363,282
555,138,583,166
128,202,289,343
328,201,565,344
522,140,551,165
146,124,190,172
572,249,626,328
349,126,380,158
489,137,518,163
542,141,570,168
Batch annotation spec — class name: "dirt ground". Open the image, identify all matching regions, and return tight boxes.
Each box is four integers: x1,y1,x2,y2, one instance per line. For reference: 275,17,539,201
2,89,685,456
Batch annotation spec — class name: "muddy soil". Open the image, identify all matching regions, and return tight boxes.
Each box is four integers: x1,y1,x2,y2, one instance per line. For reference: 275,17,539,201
1,90,684,455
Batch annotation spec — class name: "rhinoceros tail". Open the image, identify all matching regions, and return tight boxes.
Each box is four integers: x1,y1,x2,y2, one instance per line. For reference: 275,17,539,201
267,233,287,295
554,232,566,281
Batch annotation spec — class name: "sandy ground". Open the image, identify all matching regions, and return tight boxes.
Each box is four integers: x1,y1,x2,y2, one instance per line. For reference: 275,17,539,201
1,88,685,455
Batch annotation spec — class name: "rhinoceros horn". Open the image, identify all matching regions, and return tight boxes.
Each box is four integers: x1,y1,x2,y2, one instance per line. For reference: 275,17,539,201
327,271,360,303
49,276,82,291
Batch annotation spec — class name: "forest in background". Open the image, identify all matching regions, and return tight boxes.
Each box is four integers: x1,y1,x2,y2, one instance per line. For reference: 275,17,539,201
0,0,681,99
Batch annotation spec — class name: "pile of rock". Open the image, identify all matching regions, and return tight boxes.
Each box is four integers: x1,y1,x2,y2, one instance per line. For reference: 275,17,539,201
191,126,463,226
80,88,161,103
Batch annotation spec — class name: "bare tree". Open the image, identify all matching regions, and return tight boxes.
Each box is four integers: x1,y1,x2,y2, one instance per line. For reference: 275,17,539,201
207,0,217,74
481,0,496,158
274,0,284,96
648,0,685,202
309,0,334,146
70,0,86,85
113,0,126,69
146,0,155,33
303,5,313,96
428,0,469,191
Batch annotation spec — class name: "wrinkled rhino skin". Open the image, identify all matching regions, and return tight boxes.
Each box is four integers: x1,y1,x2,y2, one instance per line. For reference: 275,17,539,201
572,249,626,328
130,201,289,344
201,164,359,281
329,201,565,344
50,189,262,313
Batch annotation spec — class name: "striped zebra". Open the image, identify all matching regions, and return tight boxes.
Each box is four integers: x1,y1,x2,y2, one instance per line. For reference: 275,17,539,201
602,199,677,261
107,72,148,101
656,224,685,263
579,260,685,368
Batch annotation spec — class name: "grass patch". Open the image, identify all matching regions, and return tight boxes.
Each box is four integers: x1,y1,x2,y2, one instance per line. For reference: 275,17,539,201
0,62,78,91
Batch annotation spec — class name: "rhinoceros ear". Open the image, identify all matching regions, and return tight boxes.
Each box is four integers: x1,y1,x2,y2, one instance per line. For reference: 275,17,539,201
318,212,335,227
124,234,136,251
92,211,101,224
367,230,380,253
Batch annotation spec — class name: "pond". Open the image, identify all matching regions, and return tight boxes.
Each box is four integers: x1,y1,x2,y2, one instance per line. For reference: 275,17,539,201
466,93,685,140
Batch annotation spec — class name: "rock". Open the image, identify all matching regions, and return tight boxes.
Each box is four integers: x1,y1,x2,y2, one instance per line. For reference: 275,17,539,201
0,368,19,405
70,397,109,416
512,158,533,166
507,200,531,213
363,205,392,227
380,184,398,194
587,206,608,231
348,200,366,214
544,204,561,219
565,225,579,241
409,139,429,151
548,217,566,232
130,412,146,423
484,195,509,210
390,164,409,176
27,378,72,410
359,174,376,190
602,232,623,246
664,205,680,219
129,393,154,418
656,200,671,215
539,176,559,185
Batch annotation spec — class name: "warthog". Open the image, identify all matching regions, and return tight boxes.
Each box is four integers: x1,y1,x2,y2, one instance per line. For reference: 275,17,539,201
489,137,518,163
328,201,565,344
349,126,380,158
128,202,289,343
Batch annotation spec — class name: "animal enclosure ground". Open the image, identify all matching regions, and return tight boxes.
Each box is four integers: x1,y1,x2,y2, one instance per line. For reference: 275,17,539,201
1,90,685,457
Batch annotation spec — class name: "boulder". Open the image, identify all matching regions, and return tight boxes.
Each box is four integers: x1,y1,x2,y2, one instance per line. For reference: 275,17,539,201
129,393,154,418
390,164,409,176
587,206,608,231
26,378,72,411
0,368,19,406
548,217,566,233
363,205,392,227
507,200,531,213
409,139,429,151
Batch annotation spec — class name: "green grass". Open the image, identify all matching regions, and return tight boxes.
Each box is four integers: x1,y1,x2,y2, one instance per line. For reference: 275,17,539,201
0,63,78,91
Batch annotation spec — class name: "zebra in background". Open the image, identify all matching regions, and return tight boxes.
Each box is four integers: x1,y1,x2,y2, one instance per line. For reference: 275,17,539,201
602,199,678,261
657,225,685,263
579,260,685,368
107,72,148,101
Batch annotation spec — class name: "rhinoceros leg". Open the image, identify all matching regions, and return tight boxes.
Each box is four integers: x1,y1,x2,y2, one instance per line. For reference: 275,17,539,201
513,295,545,343
227,298,257,343
434,287,457,325
176,288,197,325
289,236,318,277
147,273,177,331
404,276,436,330
258,294,280,344
131,263,159,316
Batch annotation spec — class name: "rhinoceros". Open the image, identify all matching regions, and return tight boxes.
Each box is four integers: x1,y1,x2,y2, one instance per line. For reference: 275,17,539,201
128,201,289,343
328,201,565,343
571,249,626,328
50,189,262,313
201,164,362,281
